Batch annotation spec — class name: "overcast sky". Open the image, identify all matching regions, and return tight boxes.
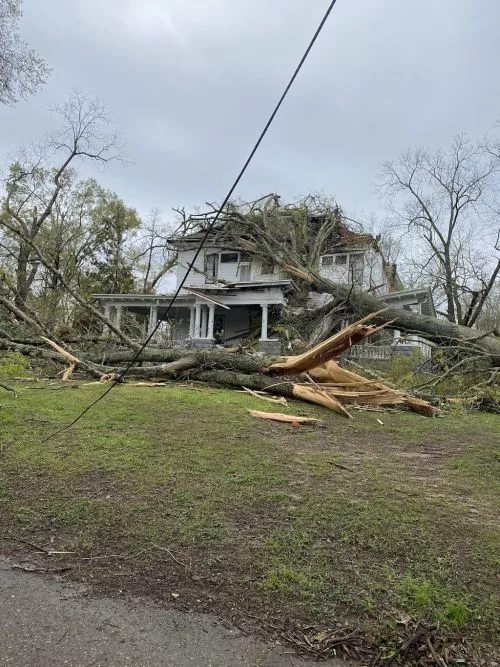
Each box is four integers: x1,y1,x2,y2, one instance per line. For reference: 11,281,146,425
2,0,499,226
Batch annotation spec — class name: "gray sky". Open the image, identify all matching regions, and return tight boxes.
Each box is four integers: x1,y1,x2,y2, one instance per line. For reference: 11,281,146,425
2,0,499,226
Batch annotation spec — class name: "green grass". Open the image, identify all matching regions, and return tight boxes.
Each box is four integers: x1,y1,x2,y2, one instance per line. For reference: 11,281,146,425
0,380,499,662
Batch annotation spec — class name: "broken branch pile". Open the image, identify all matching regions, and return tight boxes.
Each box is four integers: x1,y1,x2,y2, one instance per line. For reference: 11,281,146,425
25,311,439,418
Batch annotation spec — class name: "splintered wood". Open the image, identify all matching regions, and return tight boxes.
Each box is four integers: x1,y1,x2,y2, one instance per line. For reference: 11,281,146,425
267,311,391,374
266,314,439,418
249,410,321,425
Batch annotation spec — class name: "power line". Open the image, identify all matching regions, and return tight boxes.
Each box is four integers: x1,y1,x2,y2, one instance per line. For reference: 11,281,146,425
43,0,339,443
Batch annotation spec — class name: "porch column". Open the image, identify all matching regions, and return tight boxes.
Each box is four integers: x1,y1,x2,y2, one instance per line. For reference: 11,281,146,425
260,303,268,340
148,304,158,337
189,307,195,338
114,304,122,331
201,305,208,338
207,305,215,339
194,304,202,338
103,303,111,335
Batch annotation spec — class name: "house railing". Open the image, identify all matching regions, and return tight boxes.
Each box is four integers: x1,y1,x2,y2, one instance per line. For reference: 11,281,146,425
347,345,395,360
347,343,431,360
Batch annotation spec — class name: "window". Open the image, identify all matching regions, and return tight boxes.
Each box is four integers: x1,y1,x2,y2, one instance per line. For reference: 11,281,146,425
240,263,251,281
335,254,347,265
220,252,239,263
204,253,219,283
321,255,333,267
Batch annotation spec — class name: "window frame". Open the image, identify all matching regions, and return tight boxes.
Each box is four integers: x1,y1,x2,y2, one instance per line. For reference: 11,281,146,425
220,252,239,264
320,254,334,267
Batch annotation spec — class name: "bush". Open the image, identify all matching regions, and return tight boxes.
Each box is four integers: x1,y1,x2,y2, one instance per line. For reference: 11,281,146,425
0,351,31,378
466,387,500,414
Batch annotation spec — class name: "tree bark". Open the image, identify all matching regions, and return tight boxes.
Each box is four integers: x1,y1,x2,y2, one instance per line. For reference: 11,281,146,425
285,266,500,364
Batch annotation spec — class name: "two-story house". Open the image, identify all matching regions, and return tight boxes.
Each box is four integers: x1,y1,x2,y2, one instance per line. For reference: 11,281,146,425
93,221,435,355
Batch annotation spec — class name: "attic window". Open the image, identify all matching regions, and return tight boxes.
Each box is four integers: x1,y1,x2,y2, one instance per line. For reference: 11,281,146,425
220,252,239,263
321,255,333,267
335,254,347,265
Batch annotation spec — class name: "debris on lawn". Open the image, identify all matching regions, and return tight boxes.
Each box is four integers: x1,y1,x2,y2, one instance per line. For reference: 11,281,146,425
465,387,500,414
240,387,288,406
0,382,17,396
265,312,390,374
280,625,363,661
36,311,439,419
371,619,468,667
248,410,322,425
266,323,440,417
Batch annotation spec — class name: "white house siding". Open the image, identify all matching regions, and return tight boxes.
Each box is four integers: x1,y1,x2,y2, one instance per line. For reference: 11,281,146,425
318,250,367,287
317,247,387,293
176,249,198,289
364,248,388,294
176,247,289,289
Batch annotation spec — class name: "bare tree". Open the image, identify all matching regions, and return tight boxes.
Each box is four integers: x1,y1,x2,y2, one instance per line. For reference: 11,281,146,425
0,0,50,104
132,209,179,293
379,135,500,327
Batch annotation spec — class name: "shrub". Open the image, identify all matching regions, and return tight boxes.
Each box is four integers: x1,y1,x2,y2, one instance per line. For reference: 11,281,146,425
0,351,31,378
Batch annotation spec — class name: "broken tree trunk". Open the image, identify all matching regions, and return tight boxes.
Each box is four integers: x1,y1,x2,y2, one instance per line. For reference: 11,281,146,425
284,265,500,365
266,311,392,375
29,312,438,418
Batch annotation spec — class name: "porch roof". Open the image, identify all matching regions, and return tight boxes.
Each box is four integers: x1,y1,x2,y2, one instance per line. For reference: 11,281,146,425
384,287,436,317
91,293,193,305
187,280,293,290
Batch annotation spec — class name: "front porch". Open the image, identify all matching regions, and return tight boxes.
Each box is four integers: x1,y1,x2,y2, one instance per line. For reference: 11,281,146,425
92,285,287,353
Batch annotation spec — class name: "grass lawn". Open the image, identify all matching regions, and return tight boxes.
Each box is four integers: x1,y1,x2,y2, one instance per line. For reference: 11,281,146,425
1,381,499,664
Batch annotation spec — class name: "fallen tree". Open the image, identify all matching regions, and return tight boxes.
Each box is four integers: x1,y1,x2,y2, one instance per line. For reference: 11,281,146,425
3,314,439,418
284,264,500,364
172,194,500,363
1,194,498,412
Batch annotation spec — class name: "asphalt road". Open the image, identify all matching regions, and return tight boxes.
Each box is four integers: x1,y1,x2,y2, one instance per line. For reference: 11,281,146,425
0,559,346,667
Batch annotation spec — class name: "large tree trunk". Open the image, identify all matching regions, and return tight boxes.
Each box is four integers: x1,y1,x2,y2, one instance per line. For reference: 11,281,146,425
0,314,442,418
14,242,32,309
286,266,500,365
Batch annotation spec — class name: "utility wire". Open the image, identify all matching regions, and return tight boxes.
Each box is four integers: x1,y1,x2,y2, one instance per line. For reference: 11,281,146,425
43,0,339,443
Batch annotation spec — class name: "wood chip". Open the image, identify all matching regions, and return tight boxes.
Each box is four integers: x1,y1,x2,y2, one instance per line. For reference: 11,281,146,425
248,410,321,425
241,387,288,406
